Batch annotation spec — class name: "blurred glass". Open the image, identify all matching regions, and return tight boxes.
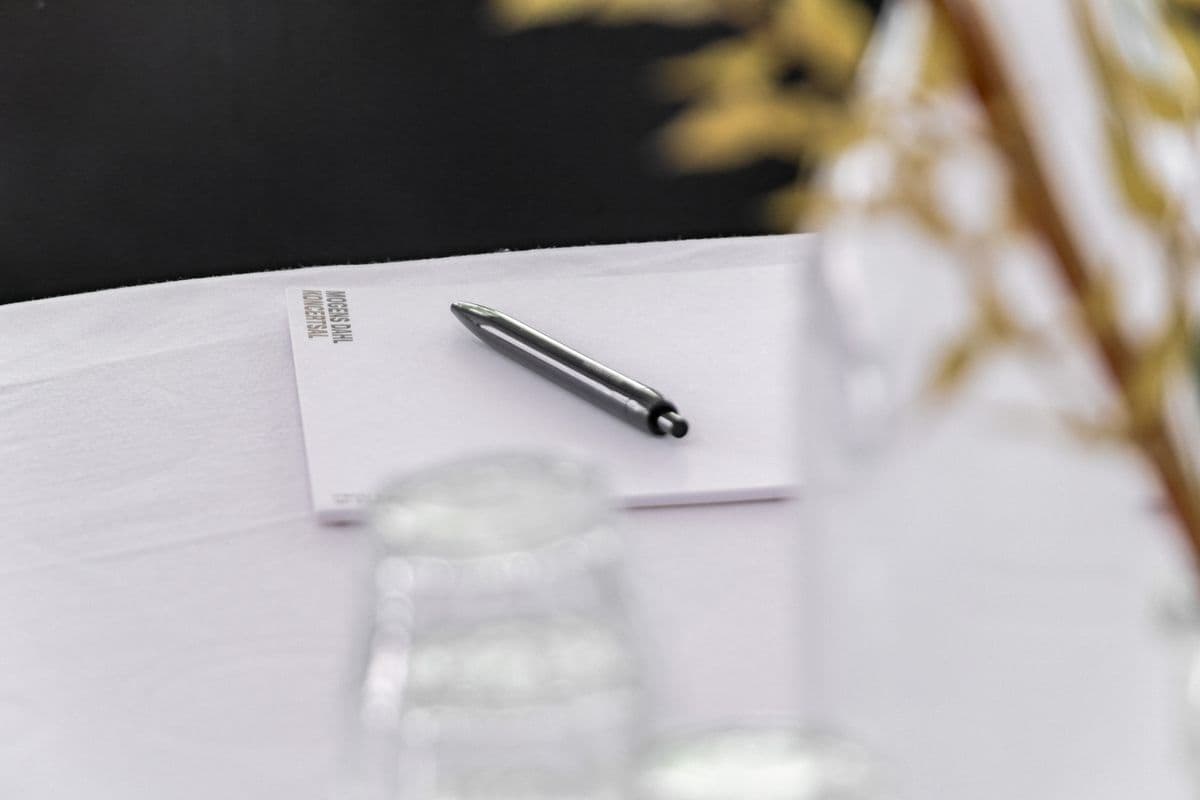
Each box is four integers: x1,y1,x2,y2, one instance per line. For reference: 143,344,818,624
622,226,889,800
336,453,639,800
620,5,935,798
1159,573,1200,793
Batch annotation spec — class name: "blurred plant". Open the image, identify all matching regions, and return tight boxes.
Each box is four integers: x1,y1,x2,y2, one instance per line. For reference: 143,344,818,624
927,0,1200,568
816,0,1200,568
490,0,1200,570
490,0,876,228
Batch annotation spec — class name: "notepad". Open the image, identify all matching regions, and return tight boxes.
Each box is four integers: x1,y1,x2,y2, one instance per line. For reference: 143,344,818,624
285,260,799,523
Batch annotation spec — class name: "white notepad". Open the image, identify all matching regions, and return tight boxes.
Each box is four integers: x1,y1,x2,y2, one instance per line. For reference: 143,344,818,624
285,261,798,523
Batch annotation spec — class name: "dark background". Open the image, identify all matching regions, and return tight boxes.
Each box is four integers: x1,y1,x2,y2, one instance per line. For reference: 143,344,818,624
0,1,873,304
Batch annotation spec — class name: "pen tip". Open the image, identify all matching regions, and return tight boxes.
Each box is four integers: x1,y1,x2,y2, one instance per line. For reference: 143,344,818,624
450,301,486,328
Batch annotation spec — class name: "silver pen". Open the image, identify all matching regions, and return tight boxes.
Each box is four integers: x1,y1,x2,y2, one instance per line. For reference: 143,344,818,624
451,302,689,438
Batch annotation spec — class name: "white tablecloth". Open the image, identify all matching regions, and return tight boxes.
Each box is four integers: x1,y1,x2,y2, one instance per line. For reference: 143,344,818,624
0,235,1189,799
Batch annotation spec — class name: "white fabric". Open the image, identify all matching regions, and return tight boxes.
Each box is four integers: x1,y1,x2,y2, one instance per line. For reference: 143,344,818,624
0,235,1188,799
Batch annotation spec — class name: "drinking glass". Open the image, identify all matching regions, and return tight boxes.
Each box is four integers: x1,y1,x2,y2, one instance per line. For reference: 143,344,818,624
336,453,639,800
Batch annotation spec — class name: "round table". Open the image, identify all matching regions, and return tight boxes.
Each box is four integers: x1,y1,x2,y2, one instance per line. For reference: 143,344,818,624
0,235,1184,798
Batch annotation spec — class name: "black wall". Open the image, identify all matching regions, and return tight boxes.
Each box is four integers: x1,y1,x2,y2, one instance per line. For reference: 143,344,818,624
0,2,859,304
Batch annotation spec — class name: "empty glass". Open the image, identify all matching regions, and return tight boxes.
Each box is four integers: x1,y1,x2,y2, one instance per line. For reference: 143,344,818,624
335,453,639,800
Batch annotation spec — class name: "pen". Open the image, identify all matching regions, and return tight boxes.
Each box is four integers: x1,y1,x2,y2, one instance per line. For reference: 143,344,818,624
450,302,689,438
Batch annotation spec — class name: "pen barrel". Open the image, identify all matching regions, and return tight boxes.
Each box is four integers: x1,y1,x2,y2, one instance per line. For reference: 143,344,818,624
471,321,678,435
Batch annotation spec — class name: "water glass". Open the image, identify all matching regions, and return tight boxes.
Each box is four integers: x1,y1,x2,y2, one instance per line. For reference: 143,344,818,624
337,453,639,800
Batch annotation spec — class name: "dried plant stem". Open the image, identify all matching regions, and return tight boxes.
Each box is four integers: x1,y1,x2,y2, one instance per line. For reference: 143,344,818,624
931,0,1200,571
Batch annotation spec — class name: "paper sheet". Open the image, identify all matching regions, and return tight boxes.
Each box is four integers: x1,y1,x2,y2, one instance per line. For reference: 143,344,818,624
285,262,798,522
